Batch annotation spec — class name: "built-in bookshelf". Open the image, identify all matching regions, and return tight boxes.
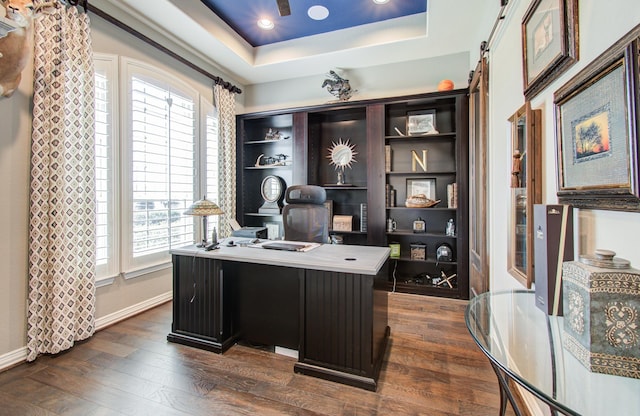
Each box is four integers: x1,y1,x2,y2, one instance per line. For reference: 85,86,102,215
236,90,469,299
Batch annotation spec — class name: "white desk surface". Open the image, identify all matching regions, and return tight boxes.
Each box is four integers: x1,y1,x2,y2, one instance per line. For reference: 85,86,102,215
171,240,390,275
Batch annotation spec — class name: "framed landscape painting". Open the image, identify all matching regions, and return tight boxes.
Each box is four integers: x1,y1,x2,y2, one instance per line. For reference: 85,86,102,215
554,25,640,211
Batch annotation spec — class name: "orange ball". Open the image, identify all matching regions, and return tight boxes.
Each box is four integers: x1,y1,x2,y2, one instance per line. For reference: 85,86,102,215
437,79,454,91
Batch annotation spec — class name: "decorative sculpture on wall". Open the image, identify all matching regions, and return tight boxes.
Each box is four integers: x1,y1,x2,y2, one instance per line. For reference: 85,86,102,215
327,138,357,185
321,70,355,101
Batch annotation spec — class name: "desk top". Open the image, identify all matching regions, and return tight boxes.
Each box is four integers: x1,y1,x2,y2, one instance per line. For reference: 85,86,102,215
466,290,640,416
171,241,390,275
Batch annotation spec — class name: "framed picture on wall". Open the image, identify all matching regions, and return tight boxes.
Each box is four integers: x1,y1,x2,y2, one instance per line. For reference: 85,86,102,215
522,0,578,100
554,25,640,211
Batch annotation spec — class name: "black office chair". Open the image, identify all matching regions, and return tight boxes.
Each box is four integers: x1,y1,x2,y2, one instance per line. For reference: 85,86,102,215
282,185,329,243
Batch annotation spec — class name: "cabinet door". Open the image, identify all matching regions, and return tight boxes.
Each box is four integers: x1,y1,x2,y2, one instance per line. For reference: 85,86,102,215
172,255,223,342
301,270,374,375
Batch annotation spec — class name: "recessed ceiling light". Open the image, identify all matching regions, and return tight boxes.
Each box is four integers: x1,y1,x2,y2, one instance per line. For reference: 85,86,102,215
257,18,274,30
373,0,390,4
308,5,329,21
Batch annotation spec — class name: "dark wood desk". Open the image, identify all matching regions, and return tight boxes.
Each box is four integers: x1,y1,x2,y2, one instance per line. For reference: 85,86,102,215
167,242,390,391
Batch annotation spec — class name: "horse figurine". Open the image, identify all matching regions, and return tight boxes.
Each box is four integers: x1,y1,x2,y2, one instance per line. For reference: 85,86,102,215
321,70,355,101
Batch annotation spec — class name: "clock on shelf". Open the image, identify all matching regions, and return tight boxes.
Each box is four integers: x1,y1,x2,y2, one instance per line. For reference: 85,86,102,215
258,175,286,214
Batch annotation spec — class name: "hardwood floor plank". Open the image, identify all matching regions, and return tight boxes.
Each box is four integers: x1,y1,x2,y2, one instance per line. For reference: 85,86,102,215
0,390,58,416
0,293,508,415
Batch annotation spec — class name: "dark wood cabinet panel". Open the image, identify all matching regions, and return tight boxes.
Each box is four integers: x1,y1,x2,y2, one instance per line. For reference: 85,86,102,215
295,262,389,391
168,254,235,353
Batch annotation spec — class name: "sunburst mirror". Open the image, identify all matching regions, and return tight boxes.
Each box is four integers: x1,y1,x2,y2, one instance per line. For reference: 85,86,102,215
327,138,357,185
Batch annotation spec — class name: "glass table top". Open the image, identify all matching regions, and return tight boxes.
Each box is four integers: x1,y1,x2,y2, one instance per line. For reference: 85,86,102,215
465,290,640,416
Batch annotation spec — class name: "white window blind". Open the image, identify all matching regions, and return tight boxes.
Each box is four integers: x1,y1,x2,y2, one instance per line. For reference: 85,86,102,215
130,76,195,257
94,55,119,284
95,70,110,266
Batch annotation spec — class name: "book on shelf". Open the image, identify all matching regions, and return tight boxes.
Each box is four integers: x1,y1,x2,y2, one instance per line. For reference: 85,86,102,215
385,145,392,173
360,203,367,232
447,183,458,209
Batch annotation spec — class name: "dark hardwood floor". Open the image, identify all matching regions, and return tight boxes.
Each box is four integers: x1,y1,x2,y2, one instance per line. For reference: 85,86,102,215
0,293,514,415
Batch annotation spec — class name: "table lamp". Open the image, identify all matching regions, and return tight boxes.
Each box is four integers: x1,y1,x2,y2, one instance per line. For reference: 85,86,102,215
184,196,224,247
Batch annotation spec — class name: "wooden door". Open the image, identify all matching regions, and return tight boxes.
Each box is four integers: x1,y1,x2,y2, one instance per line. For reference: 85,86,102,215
468,58,490,297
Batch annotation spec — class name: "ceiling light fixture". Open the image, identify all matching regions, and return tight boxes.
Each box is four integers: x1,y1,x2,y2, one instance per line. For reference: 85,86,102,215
257,18,275,30
373,0,390,4
307,5,329,21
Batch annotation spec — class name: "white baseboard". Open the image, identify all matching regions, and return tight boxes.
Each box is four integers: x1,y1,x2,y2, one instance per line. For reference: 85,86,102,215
95,291,172,330
0,291,172,372
0,347,28,372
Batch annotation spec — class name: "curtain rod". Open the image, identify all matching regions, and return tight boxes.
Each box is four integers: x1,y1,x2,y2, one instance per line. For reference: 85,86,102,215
87,4,242,94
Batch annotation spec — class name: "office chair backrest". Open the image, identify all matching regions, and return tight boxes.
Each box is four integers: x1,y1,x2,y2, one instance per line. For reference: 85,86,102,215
282,185,329,243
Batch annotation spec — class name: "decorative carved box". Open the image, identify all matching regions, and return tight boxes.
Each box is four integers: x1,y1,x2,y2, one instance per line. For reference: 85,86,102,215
562,249,640,379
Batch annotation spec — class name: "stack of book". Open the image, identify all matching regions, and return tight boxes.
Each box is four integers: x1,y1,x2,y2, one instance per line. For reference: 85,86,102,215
385,184,396,207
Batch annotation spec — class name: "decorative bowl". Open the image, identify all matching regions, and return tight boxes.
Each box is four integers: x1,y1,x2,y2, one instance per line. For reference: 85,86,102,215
405,194,441,208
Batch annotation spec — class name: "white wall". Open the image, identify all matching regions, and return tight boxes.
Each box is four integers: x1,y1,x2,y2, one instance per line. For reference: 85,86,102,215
0,35,34,359
488,0,640,291
242,52,471,114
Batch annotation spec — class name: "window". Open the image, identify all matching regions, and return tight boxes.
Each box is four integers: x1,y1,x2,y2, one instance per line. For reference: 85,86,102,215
202,98,219,239
128,73,195,260
95,56,219,284
94,54,119,285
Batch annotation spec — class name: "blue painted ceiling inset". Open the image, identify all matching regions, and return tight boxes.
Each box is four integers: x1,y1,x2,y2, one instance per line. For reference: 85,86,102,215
200,0,427,47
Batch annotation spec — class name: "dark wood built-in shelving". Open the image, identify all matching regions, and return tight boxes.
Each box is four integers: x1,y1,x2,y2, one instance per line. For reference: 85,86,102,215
236,89,469,299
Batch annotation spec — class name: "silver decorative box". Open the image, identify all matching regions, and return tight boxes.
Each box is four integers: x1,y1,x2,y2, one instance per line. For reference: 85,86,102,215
562,249,640,379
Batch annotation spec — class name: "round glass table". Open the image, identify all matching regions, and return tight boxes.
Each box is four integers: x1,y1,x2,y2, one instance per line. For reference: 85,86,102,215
465,290,640,416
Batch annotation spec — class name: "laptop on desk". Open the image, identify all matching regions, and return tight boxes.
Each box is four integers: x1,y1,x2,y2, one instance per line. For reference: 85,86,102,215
259,241,320,252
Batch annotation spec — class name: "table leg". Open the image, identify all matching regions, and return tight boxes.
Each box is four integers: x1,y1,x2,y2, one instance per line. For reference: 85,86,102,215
489,361,523,416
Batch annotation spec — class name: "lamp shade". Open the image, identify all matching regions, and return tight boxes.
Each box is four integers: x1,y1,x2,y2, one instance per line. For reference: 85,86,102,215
184,198,223,216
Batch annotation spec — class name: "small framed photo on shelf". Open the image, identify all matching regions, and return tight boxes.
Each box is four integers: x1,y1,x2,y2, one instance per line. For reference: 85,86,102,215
406,178,436,200
332,215,353,232
265,222,281,240
407,110,437,135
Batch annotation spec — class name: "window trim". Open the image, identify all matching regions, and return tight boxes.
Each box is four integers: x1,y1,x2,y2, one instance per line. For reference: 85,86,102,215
94,53,120,286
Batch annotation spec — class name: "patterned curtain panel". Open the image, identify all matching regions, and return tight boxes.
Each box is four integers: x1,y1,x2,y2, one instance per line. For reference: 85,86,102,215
27,3,96,362
214,85,237,238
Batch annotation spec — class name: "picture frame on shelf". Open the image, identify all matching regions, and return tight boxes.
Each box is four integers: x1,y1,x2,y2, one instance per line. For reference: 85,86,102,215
406,110,437,135
553,25,640,211
522,0,578,100
406,178,436,200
